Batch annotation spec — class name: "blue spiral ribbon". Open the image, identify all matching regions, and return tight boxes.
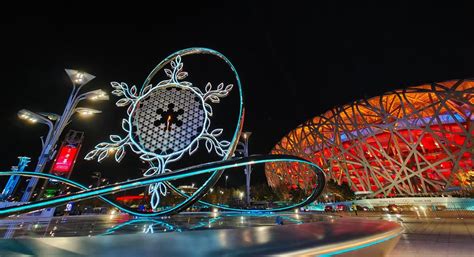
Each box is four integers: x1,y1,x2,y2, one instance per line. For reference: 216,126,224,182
0,155,325,217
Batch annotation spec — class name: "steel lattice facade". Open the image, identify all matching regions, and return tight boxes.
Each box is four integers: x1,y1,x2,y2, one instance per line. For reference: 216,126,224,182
266,79,474,197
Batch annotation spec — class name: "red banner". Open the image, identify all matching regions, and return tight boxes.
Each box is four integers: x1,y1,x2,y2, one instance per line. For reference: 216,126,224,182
52,145,78,172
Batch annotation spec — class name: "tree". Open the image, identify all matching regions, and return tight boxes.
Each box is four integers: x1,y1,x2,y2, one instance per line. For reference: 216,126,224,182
319,179,355,202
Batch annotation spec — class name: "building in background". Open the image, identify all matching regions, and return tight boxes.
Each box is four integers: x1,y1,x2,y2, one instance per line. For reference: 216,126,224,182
266,79,473,198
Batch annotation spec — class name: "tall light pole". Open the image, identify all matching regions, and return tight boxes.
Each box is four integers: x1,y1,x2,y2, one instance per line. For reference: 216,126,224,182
18,69,108,202
237,132,252,206
91,172,102,188
0,157,31,201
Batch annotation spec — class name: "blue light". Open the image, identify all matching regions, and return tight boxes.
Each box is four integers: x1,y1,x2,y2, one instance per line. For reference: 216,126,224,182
1,49,324,218
99,218,179,236
86,47,246,212
0,156,325,217
319,232,401,256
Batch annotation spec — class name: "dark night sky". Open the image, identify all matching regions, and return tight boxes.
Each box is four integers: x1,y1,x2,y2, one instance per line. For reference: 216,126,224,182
1,3,474,189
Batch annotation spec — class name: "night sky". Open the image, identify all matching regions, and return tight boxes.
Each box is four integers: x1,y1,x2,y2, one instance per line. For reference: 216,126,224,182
1,3,474,189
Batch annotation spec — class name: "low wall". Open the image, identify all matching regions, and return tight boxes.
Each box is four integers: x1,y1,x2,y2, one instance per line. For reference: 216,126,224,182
329,197,474,210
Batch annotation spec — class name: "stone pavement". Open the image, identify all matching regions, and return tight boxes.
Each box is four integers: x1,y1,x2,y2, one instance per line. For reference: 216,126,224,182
336,210,474,256
388,217,474,257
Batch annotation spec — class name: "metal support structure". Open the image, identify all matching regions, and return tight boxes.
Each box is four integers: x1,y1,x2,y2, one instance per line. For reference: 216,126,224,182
0,157,30,201
237,132,252,205
19,70,107,202
267,79,473,197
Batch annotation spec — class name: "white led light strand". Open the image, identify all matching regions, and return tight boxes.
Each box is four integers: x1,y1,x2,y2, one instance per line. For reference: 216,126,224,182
85,55,233,210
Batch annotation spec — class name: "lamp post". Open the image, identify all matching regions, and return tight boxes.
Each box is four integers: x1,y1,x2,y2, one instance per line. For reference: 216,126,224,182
225,175,229,188
0,157,31,201
91,172,102,188
237,132,252,206
18,69,108,202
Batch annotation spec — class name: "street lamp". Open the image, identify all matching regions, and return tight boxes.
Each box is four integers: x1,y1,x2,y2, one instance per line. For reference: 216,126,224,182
75,107,102,116
82,89,109,101
65,69,95,86
18,69,108,202
225,175,229,188
237,131,252,206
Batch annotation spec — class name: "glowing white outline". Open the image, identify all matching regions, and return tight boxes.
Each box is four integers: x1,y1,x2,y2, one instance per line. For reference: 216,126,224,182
85,54,233,210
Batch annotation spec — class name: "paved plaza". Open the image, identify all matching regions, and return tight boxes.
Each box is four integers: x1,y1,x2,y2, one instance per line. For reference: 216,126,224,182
0,213,401,256
337,211,474,257
389,217,474,257
1,211,473,256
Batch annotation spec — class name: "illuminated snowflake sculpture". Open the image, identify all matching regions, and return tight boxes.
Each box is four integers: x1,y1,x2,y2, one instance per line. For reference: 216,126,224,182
85,55,233,209
0,48,326,219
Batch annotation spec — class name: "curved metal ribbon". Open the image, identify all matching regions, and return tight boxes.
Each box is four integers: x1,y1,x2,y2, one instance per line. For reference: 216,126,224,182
0,155,325,218
136,47,245,215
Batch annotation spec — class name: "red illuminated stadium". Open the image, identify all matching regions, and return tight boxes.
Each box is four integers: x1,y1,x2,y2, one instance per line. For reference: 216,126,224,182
266,79,473,197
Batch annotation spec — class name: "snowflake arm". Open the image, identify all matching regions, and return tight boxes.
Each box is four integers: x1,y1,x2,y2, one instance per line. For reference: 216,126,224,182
85,54,235,210
201,82,234,104
111,82,140,107
84,134,131,163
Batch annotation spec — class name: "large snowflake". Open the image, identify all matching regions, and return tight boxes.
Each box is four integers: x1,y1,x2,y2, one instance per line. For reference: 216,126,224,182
85,55,233,210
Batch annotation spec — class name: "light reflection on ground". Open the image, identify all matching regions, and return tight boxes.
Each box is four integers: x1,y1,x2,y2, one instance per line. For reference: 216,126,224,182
0,212,330,239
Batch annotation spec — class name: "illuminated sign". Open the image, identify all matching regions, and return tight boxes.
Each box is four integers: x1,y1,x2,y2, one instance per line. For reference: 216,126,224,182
65,202,74,212
52,145,78,173
116,195,145,201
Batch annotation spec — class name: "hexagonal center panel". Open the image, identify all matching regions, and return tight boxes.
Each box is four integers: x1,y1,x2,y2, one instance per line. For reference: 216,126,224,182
132,85,205,155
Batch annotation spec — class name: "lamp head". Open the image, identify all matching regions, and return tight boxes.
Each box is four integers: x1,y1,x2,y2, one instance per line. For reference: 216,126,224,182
86,89,109,101
65,69,95,86
18,109,39,123
75,107,102,117
241,131,252,140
